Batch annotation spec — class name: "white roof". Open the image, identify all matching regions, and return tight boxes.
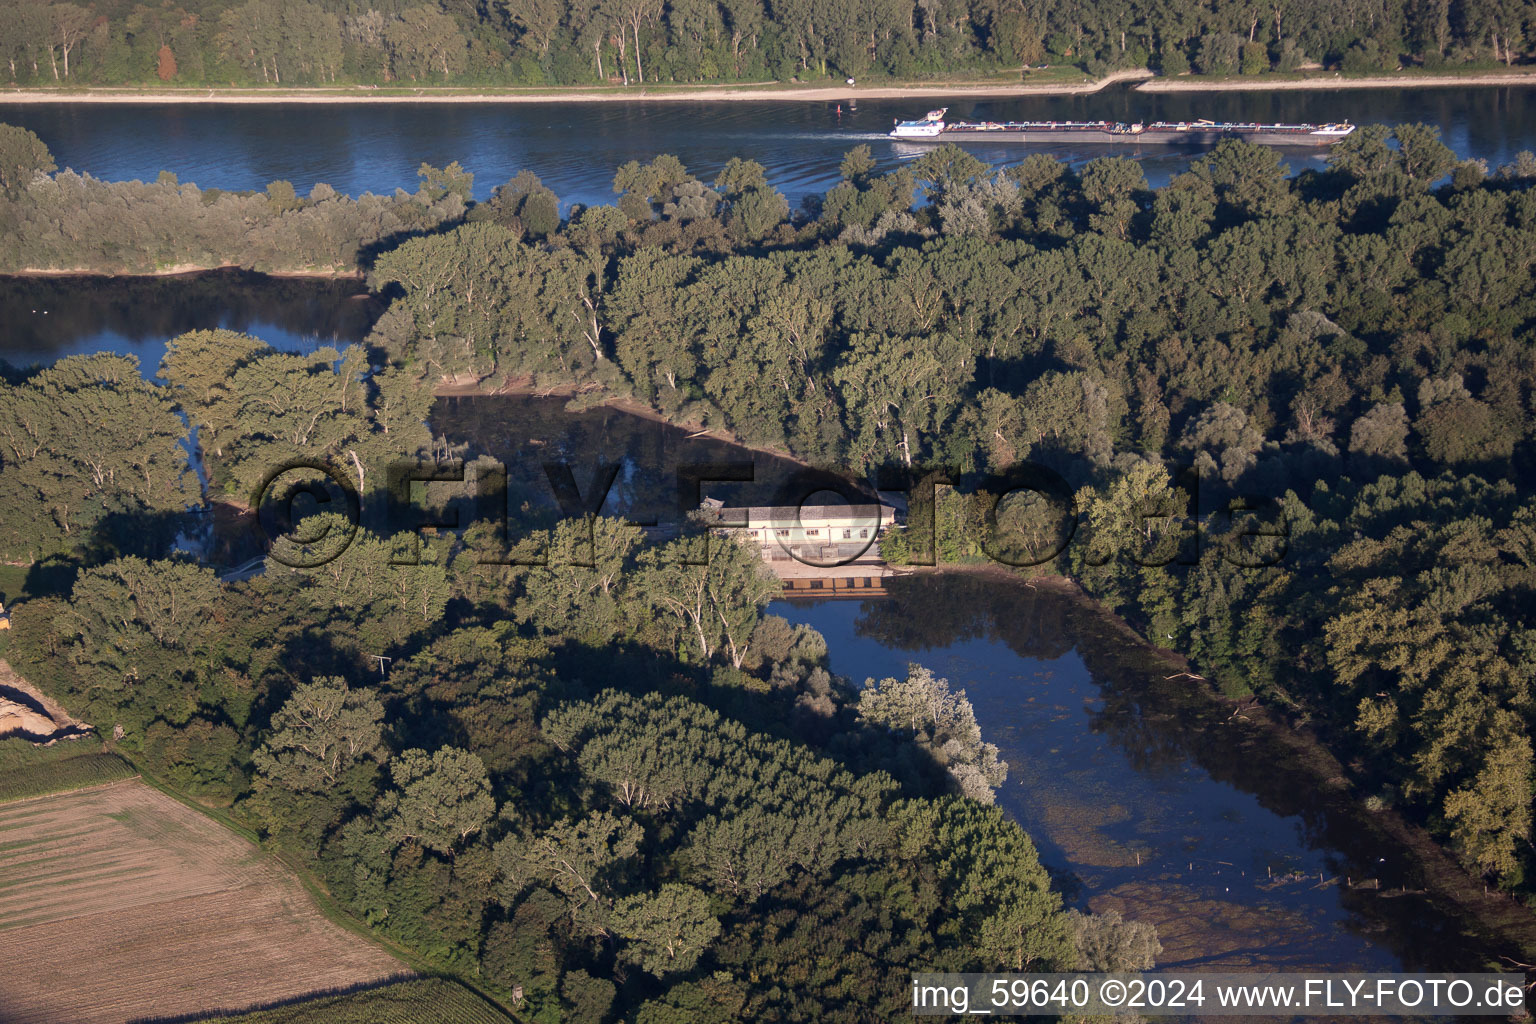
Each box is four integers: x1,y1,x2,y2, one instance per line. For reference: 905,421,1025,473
710,503,896,525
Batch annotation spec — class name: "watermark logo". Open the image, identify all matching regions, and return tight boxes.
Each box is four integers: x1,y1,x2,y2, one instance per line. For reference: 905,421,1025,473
249,457,1290,571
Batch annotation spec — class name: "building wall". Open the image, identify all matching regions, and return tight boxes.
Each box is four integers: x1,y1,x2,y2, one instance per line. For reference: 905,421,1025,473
713,507,893,564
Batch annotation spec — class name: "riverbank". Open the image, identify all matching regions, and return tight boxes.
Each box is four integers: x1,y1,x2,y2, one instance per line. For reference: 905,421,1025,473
5,265,363,280
6,65,1536,104
1057,565,1536,969
1137,68,1536,92
873,566,1536,971
0,71,1151,104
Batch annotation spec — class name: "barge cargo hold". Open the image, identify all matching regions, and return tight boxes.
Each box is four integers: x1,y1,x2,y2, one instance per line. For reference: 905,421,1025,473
890,109,1356,146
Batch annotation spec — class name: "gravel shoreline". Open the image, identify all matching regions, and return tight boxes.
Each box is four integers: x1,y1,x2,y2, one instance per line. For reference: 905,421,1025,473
5,68,1536,103
0,71,1153,103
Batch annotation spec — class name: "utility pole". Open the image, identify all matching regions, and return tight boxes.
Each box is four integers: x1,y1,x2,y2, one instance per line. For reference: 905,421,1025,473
370,655,392,678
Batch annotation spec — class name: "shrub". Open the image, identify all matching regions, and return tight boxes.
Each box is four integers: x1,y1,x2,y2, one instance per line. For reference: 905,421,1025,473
1341,38,1397,73
1240,41,1269,74
1158,44,1190,76
1276,40,1307,72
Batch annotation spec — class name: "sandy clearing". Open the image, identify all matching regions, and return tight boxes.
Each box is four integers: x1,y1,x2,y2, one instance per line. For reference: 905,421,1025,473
0,781,403,1024
0,71,1151,104
0,700,58,740
0,659,91,742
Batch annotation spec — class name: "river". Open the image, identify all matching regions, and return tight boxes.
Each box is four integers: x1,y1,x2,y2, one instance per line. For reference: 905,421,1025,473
4,85,1535,368
4,83,1536,208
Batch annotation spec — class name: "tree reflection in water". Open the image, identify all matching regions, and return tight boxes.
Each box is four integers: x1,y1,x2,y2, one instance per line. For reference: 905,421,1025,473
785,570,1535,973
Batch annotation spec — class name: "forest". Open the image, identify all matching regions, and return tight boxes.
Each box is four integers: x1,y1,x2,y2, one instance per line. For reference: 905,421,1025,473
2,115,1535,1009
0,0,1531,90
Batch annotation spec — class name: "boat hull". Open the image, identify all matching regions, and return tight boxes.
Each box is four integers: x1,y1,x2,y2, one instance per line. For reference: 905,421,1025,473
895,127,1346,147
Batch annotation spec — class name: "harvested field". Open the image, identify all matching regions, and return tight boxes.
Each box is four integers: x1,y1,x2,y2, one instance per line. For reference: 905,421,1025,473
181,977,512,1023
0,780,403,1024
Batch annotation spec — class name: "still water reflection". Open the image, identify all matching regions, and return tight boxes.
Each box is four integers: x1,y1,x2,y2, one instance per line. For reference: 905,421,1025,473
0,271,377,371
775,572,1506,973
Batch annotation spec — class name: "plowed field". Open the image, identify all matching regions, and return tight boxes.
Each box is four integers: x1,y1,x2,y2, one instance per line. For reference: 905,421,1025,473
0,780,403,1024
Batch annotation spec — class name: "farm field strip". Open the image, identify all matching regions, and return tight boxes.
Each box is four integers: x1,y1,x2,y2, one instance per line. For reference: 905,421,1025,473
0,859,140,895
0,822,102,854
0,871,196,930
0,752,138,802
0,853,133,886
0,780,403,1024
184,976,514,1023
0,835,132,867
0,834,251,929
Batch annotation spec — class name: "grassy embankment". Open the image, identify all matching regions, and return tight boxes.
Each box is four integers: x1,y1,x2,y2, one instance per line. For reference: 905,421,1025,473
0,738,135,803
5,63,1536,102
1137,64,1536,91
0,65,1106,101
180,977,513,1023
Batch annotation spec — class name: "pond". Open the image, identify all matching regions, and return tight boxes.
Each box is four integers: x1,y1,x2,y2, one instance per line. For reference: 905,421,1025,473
0,271,378,373
773,572,1520,973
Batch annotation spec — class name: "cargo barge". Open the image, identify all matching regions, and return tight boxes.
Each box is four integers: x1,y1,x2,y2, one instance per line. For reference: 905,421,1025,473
890,109,1356,147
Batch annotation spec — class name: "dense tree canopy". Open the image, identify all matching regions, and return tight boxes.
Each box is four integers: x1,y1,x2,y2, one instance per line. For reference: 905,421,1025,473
0,354,190,560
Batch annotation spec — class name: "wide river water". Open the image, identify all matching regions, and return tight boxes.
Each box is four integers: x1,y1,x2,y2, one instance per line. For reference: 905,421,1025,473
4,84,1536,207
